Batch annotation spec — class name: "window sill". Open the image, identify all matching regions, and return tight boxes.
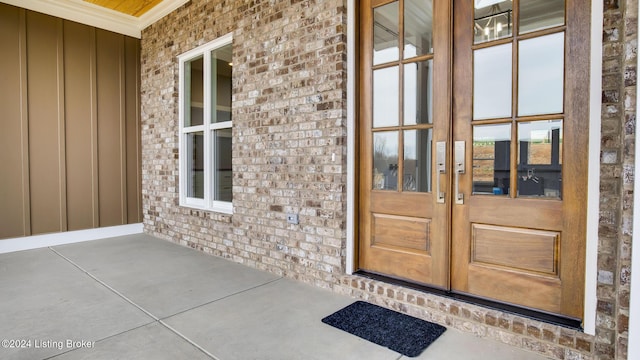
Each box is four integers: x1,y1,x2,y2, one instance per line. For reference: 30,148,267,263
179,199,233,215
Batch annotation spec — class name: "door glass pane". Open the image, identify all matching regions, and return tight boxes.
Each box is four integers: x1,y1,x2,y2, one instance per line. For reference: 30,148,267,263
520,0,565,34
374,2,399,65
518,33,564,117
472,124,511,195
374,66,399,127
186,132,204,199
404,129,432,192
404,60,433,125
211,44,233,123
214,128,233,202
373,131,399,190
404,0,433,58
474,0,513,44
474,44,512,120
518,120,563,198
185,56,204,127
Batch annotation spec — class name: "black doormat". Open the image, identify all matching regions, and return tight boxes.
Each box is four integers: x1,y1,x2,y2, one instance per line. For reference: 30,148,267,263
321,301,446,357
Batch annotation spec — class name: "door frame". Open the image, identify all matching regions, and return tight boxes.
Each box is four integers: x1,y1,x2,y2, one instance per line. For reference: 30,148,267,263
345,0,603,335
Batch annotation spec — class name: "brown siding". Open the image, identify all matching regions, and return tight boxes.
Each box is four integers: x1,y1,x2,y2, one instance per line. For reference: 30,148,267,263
64,21,97,231
26,12,65,235
97,30,126,227
0,4,29,238
0,4,142,240
125,37,142,224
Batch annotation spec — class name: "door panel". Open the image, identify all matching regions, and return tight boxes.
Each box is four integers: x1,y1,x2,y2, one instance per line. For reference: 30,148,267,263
471,224,559,276
451,0,588,319
359,0,451,288
373,214,431,252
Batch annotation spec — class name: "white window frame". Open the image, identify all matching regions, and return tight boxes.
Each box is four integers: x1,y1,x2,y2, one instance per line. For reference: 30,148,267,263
178,33,233,214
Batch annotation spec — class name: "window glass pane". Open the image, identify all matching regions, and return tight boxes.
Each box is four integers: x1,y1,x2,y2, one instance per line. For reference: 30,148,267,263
404,60,433,125
373,131,399,190
211,44,233,123
518,33,564,117
404,129,432,192
374,2,399,65
404,0,433,58
214,128,233,202
518,120,563,198
474,0,513,44
187,132,204,199
472,124,511,195
374,66,399,127
474,44,512,120
185,56,203,127
520,0,564,34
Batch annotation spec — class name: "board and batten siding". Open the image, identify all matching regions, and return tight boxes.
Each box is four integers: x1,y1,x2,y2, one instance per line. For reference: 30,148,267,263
0,4,141,239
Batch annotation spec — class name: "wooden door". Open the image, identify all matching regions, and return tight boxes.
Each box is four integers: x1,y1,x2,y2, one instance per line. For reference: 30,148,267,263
450,0,589,319
359,0,589,320
358,0,452,288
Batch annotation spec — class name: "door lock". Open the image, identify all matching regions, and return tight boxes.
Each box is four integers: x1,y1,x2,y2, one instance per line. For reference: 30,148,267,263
454,141,465,205
436,141,446,204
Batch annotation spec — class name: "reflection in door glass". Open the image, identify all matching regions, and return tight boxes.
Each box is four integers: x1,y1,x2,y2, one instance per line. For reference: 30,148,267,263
517,120,563,198
474,44,512,120
374,2,399,65
373,131,399,191
474,0,513,44
518,33,564,117
404,129,432,192
374,66,400,128
404,0,433,58
520,0,565,34
404,60,433,125
472,124,511,195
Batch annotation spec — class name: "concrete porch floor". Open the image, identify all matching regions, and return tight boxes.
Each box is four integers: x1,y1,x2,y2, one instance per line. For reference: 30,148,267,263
0,234,550,360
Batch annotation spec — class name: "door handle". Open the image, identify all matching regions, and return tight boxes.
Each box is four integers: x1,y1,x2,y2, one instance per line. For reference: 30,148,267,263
436,141,446,203
454,141,466,205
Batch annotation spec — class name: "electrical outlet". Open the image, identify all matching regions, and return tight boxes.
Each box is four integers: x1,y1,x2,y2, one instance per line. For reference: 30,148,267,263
286,213,299,225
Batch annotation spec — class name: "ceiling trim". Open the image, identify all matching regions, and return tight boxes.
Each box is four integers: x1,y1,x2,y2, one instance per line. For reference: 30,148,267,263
138,0,188,29
0,0,189,38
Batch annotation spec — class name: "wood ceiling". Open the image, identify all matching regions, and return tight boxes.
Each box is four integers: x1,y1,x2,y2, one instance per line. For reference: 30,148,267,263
83,0,164,17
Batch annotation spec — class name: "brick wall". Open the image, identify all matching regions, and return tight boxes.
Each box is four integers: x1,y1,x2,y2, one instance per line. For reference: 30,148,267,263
141,0,636,359
141,0,348,285
601,0,637,358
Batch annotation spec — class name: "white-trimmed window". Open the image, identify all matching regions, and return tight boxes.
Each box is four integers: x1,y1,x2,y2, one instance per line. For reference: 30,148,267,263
179,34,233,213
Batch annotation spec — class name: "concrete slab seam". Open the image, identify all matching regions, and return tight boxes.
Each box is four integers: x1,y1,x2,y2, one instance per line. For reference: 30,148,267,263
156,277,285,321
41,323,154,360
48,247,220,360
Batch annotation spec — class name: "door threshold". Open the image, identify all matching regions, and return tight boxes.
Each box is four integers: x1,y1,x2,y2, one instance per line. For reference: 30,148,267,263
354,270,583,330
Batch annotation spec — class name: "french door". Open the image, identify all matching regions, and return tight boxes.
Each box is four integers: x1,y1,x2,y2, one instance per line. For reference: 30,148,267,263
358,0,589,320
